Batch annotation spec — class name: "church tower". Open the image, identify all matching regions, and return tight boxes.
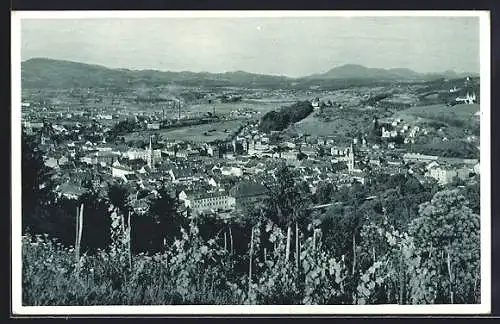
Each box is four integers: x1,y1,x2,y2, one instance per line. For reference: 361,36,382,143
347,142,355,172
147,135,153,169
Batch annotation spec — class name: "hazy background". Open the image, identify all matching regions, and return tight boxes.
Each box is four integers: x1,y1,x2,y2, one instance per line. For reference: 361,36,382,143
21,16,480,77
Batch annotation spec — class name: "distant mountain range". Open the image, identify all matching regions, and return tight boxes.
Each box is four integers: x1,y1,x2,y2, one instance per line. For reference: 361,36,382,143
307,64,476,80
20,58,479,89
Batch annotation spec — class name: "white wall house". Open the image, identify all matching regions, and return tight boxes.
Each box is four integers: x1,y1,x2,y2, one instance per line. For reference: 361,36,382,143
180,190,236,214
112,164,134,179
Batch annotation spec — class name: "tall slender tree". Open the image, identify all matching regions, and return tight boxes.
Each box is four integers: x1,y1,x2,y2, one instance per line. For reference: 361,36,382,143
21,131,55,235
148,185,186,252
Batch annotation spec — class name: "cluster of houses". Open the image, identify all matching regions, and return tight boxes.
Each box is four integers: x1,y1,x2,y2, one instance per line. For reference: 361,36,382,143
28,101,480,219
403,153,479,185
455,92,477,105
380,118,428,143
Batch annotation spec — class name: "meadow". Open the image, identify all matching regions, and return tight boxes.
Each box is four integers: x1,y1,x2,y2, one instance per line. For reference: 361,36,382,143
187,100,283,115
124,119,245,143
290,108,375,140
394,103,479,126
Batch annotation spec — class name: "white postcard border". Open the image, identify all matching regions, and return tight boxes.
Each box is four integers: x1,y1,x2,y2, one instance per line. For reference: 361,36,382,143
10,10,491,315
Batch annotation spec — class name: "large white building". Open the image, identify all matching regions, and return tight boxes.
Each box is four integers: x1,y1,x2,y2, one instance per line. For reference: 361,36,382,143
247,139,271,157
403,153,439,163
111,162,134,180
425,164,475,185
179,190,236,214
455,92,477,104
220,166,243,177
125,136,161,165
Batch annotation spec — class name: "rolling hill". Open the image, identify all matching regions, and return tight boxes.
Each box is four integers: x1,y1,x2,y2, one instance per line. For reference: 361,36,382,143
21,58,293,89
307,64,476,81
21,58,478,89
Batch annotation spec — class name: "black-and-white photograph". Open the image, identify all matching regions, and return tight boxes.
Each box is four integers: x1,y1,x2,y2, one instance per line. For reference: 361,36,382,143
11,11,490,315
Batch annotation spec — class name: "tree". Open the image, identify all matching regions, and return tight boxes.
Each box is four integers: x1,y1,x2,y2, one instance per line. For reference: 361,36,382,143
77,190,112,253
263,166,312,265
297,152,308,161
108,119,136,138
317,146,327,158
108,183,130,217
259,101,313,133
462,181,480,214
148,186,186,252
22,132,55,235
107,183,132,262
408,189,480,304
315,182,334,205
372,117,380,137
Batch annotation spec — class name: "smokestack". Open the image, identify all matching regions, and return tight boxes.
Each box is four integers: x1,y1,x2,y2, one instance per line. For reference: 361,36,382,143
178,101,181,120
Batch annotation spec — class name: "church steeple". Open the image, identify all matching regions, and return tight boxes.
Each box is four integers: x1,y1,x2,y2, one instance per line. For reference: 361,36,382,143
348,141,355,172
147,135,153,169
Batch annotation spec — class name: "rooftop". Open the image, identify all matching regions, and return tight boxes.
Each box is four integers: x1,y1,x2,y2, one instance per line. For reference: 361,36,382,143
229,181,268,198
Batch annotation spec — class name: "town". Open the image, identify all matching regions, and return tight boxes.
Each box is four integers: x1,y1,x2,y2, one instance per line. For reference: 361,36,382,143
16,12,488,309
20,59,482,307
21,69,480,219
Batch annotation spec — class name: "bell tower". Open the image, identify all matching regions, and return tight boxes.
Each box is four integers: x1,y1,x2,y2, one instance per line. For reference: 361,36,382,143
147,135,153,169
348,142,355,172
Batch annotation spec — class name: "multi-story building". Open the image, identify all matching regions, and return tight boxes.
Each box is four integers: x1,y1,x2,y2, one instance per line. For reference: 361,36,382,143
426,164,475,185
111,162,134,179
221,166,243,177
455,92,477,105
81,151,120,166
179,190,235,214
229,181,268,210
146,123,160,130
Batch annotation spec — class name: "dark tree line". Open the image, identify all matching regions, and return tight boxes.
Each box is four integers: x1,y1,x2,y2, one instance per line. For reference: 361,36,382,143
259,101,313,133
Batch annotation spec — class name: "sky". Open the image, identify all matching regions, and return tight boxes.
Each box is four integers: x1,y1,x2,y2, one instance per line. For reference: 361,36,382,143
20,16,480,77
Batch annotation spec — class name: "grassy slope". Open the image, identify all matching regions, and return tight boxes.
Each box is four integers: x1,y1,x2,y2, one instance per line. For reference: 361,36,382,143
290,108,374,140
395,103,479,122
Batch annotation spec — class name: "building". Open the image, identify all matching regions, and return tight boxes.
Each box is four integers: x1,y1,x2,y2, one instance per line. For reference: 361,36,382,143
23,121,44,134
125,139,161,165
131,199,149,215
179,190,235,214
331,146,350,157
455,92,477,105
229,181,268,209
56,182,88,200
247,139,270,157
97,114,113,120
425,164,475,185
347,143,355,172
123,173,140,184
81,151,120,166
220,166,243,177
147,123,160,130
311,98,321,109
403,153,439,164
111,163,134,179
169,168,198,183
381,127,391,138
147,136,153,169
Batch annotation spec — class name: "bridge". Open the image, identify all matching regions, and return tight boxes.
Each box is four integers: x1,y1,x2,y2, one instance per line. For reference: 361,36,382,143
309,195,378,210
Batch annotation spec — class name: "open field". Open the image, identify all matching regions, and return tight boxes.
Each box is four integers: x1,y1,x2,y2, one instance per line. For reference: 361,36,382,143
289,109,373,140
394,103,479,123
124,119,244,143
186,100,286,115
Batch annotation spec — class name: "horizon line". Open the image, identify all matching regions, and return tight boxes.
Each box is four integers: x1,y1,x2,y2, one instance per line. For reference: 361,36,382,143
21,56,479,79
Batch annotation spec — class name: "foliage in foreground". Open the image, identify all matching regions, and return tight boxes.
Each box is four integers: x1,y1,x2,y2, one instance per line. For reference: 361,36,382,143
23,189,480,305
